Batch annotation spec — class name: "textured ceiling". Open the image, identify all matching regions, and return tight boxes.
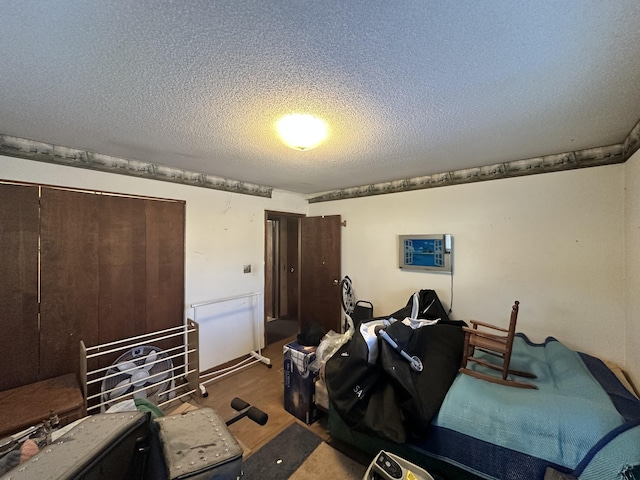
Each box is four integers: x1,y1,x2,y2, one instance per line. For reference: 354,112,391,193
1,1,640,195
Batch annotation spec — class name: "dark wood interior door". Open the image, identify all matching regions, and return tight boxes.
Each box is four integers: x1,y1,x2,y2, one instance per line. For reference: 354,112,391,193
265,220,276,318
286,217,299,318
299,215,341,334
277,219,289,317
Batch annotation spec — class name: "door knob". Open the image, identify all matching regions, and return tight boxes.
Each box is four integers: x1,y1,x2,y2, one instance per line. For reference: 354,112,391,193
290,267,295,273
333,279,339,286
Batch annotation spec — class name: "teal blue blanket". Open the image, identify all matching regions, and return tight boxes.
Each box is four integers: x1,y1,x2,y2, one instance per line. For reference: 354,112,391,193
431,334,640,479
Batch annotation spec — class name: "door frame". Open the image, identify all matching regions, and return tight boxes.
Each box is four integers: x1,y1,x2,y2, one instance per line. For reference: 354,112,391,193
264,211,304,344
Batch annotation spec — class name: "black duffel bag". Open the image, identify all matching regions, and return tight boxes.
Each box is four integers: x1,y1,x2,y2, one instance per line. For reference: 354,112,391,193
325,290,465,443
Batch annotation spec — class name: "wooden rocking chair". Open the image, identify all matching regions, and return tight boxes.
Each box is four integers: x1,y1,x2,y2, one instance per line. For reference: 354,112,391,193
459,300,537,389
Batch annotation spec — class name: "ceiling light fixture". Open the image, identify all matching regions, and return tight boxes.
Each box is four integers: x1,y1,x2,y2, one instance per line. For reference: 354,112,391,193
276,113,328,151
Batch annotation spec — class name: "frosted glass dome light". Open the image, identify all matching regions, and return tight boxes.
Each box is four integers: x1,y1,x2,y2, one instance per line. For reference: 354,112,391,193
276,114,328,151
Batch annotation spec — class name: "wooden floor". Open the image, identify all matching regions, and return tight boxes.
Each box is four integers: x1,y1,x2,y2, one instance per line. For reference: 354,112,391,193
184,335,331,457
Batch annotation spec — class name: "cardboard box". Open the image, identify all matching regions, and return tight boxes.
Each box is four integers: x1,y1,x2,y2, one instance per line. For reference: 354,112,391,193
283,341,320,425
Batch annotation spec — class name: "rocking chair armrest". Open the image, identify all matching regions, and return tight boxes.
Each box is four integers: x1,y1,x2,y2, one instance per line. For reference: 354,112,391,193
468,319,509,333
462,326,509,343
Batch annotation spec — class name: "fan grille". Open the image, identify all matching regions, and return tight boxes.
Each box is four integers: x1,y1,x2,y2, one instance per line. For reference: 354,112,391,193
101,345,174,410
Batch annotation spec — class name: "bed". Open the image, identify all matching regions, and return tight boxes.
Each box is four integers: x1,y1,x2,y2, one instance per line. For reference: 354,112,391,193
323,300,640,480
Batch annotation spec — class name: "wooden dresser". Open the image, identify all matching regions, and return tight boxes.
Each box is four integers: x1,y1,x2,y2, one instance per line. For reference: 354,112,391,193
0,373,85,438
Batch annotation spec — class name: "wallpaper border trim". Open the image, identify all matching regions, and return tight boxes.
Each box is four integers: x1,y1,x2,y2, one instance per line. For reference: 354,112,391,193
308,118,640,203
1,117,639,202
0,135,273,199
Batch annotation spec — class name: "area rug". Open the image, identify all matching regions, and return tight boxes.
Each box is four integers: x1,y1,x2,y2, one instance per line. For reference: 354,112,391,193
242,422,367,479
288,441,367,479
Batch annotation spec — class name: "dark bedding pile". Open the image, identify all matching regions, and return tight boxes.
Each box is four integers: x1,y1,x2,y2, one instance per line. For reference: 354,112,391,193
324,290,466,443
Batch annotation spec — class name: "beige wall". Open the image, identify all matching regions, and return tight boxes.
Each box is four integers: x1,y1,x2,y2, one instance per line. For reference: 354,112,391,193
625,149,640,388
309,165,629,371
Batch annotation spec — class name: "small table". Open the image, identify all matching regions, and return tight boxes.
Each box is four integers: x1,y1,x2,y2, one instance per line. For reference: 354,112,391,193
0,373,85,438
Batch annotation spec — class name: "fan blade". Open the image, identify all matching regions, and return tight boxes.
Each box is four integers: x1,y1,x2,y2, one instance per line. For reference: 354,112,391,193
148,370,169,384
116,361,137,373
143,351,157,371
131,370,150,387
110,378,132,399
130,370,150,400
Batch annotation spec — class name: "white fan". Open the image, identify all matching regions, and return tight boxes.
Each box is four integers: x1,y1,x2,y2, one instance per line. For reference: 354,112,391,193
101,345,175,411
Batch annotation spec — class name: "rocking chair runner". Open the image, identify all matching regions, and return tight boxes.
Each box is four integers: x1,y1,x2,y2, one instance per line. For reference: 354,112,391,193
459,300,538,389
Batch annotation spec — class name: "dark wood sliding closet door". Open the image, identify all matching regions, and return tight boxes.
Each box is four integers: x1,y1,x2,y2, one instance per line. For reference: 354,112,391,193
96,195,147,348
39,188,101,379
40,189,186,376
0,184,39,390
144,199,185,360
0,183,185,392
145,199,185,331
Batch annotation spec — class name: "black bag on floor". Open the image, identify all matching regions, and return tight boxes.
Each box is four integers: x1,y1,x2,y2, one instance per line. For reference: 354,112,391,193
388,289,450,322
325,290,465,443
378,319,466,439
322,320,387,432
